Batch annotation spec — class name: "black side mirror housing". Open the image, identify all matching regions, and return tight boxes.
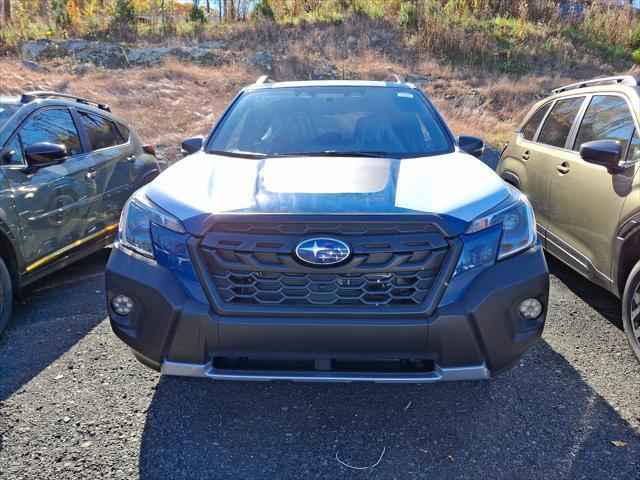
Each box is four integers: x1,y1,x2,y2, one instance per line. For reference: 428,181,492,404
458,135,484,158
580,140,623,173
24,142,68,168
181,136,204,156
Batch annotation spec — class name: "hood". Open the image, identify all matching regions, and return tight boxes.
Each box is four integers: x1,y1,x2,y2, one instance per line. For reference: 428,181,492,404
145,151,509,234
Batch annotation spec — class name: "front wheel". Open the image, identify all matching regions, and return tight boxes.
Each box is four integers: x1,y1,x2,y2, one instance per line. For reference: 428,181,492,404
0,256,13,336
622,260,640,361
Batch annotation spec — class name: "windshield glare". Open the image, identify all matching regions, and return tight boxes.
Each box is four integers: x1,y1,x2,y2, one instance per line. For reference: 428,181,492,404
0,104,19,128
206,86,453,158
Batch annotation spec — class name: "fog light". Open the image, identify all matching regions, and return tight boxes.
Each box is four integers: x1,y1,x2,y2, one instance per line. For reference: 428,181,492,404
519,298,542,319
111,295,134,316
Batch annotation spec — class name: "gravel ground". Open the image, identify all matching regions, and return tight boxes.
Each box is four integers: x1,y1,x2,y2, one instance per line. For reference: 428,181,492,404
0,249,639,480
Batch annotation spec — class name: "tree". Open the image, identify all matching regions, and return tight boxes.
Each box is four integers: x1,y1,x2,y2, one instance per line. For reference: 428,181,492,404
252,0,274,21
114,0,136,25
188,0,206,22
3,0,10,23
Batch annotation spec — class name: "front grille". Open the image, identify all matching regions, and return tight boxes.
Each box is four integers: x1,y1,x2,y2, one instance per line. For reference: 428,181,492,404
198,221,454,314
210,270,438,306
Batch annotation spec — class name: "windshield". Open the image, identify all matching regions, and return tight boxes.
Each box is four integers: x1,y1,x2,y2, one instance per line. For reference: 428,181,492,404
206,86,453,158
0,103,19,128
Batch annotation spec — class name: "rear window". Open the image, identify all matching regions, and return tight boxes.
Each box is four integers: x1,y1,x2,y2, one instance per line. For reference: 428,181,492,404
521,104,550,141
206,86,453,158
79,112,123,150
573,95,636,153
537,97,584,148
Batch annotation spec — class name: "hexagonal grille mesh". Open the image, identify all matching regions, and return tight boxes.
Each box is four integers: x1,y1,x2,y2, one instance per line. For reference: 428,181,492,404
211,270,438,306
200,222,452,310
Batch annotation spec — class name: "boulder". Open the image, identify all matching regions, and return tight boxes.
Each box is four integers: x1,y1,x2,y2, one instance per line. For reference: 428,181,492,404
126,47,174,65
18,39,127,68
18,39,58,60
72,43,128,68
249,51,273,73
18,38,230,69
172,46,227,66
312,61,355,80
21,60,45,72
405,73,431,88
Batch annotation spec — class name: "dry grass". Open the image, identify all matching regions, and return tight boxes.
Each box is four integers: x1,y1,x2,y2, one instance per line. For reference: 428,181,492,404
0,58,248,146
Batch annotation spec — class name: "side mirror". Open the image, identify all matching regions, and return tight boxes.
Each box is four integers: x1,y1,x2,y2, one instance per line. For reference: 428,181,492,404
181,136,204,156
25,142,68,167
459,135,484,158
580,140,623,173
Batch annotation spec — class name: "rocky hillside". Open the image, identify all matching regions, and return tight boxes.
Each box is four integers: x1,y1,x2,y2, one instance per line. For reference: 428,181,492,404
2,16,638,158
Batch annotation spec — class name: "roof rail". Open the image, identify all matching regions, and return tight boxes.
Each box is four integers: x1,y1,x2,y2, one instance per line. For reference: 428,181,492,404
255,75,274,85
20,91,111,112
552,76,640,94
385,73,406,84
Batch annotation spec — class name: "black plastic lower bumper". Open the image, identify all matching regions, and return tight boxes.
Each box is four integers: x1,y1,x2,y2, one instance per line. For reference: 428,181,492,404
106,244,548,381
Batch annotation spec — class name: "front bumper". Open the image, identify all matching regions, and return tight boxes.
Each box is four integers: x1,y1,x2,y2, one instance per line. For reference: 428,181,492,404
106,244,548,382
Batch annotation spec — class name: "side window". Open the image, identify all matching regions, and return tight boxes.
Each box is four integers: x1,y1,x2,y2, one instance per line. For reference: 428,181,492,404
79,112,122,151
574,95,635,153
19,108,82,156
1,136,25,165
521,104,550,141
628,129,640,163
537,97,584,148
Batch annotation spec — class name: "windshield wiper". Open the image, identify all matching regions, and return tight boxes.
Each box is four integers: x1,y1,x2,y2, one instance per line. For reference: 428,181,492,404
271,151,390,158
205,149,267,159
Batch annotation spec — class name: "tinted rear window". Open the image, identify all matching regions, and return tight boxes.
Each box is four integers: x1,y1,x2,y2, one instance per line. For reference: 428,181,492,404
574,95,635,152
537,97,584,148
521,104,550,141
206,86,453,158
79,112,123,150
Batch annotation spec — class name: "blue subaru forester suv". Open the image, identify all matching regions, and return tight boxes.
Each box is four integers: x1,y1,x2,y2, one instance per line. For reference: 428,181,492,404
106,77,549,382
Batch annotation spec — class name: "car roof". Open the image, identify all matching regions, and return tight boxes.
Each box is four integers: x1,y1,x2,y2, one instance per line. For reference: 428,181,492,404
243,79,418,92
547,75,640,102
1,96,128,126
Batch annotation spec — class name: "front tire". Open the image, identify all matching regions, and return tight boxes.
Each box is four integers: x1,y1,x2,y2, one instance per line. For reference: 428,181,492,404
622,260,640,361
0,256,13,336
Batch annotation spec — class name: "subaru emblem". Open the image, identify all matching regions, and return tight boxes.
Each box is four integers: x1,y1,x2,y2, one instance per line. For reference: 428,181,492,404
294,237,351,266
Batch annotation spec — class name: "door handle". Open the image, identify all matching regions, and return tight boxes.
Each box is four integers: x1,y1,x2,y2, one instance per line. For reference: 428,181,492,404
86,169,97,180
521,151,530,160
127,155,136,163
556,162,570,174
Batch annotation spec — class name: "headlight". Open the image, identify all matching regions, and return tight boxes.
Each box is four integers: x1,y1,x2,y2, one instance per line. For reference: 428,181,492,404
118,189,185,258
451,185,536,279
465,185,536,260
442,186,536,305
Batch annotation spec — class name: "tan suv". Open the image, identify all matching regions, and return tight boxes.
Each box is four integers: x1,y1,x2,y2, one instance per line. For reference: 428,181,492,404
497,75,640,360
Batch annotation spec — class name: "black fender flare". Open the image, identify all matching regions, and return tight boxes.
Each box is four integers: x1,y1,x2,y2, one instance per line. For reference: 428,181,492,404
501,171,521,189
612,212,640,298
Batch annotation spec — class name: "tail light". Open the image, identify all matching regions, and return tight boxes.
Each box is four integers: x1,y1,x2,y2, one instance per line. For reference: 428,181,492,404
143,144,156,156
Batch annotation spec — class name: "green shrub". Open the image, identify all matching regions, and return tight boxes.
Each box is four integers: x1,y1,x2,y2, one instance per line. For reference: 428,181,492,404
51,0,72,32
397,1,417,29
114,0,136,25
628,25,640,51
632,49,640,66
188,1,207,23
366,5,385,19
252,0,275,21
